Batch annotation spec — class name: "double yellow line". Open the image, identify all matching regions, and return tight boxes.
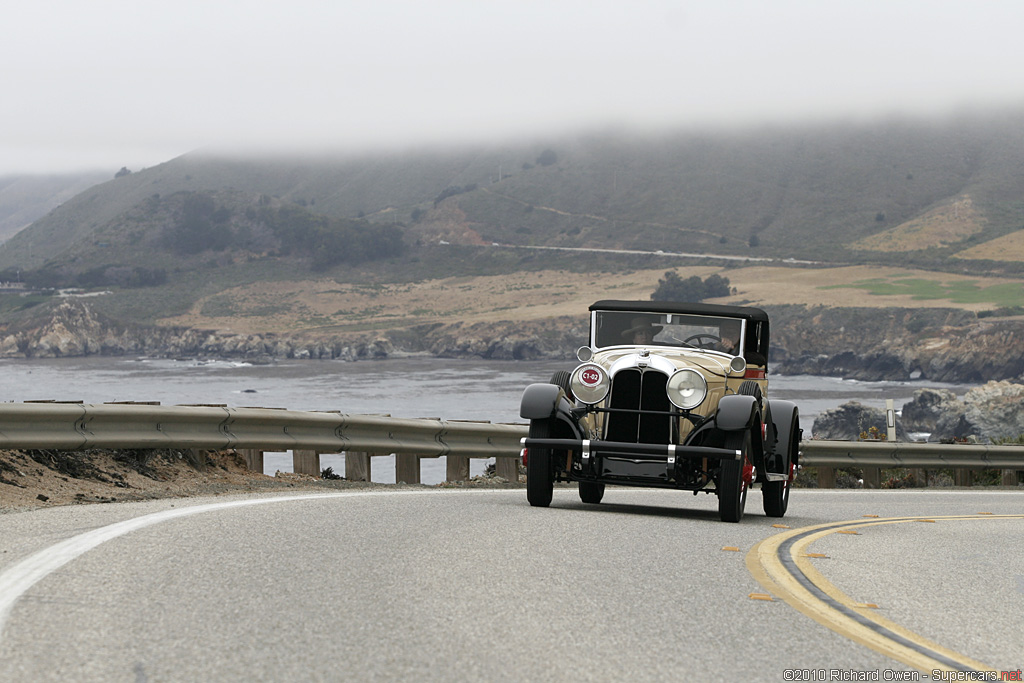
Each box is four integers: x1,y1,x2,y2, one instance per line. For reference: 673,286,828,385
746,515,1023,673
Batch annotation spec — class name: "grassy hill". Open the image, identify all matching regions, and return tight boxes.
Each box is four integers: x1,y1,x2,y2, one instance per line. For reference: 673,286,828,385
7,109,1024,271
3,110,1024,342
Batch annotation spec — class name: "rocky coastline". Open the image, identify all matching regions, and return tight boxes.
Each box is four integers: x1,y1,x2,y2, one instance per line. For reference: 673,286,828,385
3,300,1024,385
812,383,1024,443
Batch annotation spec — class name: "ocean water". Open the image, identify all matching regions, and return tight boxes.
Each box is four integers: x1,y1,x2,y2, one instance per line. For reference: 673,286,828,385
0,357,966,483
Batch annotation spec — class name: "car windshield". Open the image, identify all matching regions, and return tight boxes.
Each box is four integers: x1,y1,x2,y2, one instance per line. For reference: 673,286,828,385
592,310,744,354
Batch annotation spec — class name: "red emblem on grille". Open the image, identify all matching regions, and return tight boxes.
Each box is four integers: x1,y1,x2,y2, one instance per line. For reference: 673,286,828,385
581,367,601,386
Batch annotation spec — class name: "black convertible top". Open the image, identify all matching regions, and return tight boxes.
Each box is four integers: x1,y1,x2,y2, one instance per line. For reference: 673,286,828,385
590,300,769,323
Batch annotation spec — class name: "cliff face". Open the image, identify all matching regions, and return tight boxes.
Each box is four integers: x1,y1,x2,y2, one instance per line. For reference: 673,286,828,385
3,300,1023,384
767,306,1024,383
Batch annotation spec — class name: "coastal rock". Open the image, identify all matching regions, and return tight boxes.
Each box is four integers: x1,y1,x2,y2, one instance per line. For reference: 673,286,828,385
940,381,1024,442
900,388,959,433
859,382,1024,442
6,299,1024,387
0,334,22,357
811,401,908,441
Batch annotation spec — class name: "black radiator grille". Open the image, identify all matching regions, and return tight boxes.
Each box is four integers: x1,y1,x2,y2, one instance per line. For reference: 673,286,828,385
604,369,672,445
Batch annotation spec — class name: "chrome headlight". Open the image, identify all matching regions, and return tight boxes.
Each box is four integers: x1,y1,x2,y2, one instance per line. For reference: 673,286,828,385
570,363,610,404
667,369,707,410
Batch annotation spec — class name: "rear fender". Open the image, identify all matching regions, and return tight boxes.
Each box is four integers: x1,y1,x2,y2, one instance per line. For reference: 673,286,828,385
767,399,801,471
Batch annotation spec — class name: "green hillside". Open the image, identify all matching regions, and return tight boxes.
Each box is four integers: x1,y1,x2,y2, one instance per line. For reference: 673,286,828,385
6,110,1024,275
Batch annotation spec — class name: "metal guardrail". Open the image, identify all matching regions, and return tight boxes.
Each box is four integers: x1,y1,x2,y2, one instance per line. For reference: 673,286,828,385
0,402,523,455
1,403,1022,485
802,440,1024,469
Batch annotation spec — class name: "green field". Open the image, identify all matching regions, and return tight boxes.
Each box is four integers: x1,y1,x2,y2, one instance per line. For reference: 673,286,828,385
822,278,1024,307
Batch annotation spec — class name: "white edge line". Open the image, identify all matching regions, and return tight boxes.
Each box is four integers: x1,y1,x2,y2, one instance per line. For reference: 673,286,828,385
0,489,464,645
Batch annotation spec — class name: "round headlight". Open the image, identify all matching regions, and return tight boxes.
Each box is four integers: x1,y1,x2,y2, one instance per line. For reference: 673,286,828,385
667,369,708,410
570,363,610,404
730,356,747,375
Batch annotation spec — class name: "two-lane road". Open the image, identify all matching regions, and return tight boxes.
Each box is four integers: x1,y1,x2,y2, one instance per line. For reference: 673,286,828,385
0,488,1021,681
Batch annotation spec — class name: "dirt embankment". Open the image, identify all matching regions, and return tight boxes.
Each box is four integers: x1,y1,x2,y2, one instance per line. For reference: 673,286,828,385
0,449,521,514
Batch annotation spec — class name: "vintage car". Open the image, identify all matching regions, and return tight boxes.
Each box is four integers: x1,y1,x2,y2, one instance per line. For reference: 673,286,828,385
519,300,800,522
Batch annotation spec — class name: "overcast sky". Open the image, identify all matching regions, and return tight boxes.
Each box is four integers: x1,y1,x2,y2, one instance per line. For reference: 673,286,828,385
3,0,1023,175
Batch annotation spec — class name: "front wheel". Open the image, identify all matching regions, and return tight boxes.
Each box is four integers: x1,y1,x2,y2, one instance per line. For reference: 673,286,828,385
718,431,750,523
578,481,605,504
763,414,799,518
526,418,555,507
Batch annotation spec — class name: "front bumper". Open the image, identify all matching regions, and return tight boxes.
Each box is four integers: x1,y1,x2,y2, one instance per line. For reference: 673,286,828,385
521,437,741,462
523,437,742,488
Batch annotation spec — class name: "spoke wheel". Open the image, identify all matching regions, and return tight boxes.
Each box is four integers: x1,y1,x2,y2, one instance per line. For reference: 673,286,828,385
718,430,750,523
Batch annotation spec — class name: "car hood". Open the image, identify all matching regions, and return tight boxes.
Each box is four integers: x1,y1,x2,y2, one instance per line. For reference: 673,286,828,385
590,347,733,380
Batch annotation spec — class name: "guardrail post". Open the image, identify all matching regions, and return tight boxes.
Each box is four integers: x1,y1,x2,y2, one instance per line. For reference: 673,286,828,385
861,467,881,488
495,456,519,482
954,469,973,487
816,467,835,489
912,468,927,487
1002,469,1019,486
346,451,371,482
396,454,420,484
446,456,470,482
238,449,264,473
293,449,321,477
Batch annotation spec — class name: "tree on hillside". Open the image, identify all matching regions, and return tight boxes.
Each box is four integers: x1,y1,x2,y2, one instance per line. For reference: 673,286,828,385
651,271,731,302
161,192,233,254
536,149,558,167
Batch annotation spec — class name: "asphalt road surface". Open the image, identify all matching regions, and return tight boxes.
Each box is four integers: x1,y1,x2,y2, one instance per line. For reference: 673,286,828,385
0,488,1021,682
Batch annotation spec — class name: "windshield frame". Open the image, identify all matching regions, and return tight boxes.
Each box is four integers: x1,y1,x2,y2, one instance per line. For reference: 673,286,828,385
590,309,746,355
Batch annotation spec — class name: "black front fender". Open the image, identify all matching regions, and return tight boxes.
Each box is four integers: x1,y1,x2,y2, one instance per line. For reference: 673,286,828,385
716,394,759,432
520,383,573,420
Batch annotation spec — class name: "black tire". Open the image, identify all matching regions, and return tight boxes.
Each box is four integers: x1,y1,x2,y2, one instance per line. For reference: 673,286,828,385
719,430,750,523
763,414,798,518
550,370,572,398
578,481,605,504
526,418,555,507
737,380,762,400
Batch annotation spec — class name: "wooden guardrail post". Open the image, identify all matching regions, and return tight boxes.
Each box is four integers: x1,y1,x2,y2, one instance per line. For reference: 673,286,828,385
1002,469,1019,486
954,469,973,487
495,456,519,482
293,449,320,477
446,456,470,482
816,467,835,489
861,467,881,489
396,454,421,484
345,451,371,482
238,448,264,473
911,468,927,487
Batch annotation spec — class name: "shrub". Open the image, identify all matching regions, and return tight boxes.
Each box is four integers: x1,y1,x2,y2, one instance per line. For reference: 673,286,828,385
536,149,558,167
651,271,731,302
